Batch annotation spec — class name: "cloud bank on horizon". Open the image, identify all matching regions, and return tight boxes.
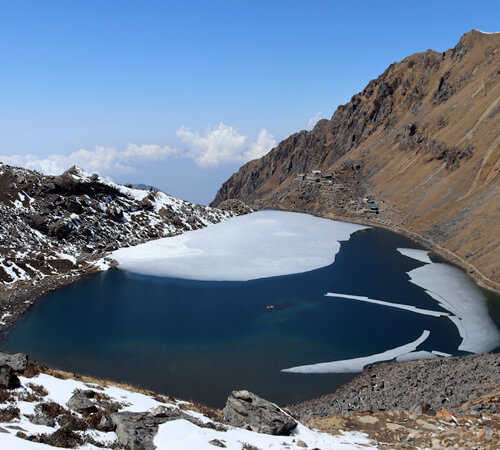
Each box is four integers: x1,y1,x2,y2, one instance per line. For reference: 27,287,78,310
0,123,276,176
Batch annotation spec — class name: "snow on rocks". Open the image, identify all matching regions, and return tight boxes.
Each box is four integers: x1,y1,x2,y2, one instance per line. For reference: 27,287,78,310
113,210,368,281
0,355,377,450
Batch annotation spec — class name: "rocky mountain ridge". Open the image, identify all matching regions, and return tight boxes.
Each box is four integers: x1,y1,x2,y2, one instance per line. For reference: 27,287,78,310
0,163,235,329
212,30,500,291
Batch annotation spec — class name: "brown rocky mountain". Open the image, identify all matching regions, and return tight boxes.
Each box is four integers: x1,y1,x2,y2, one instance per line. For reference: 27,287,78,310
212,30,500,291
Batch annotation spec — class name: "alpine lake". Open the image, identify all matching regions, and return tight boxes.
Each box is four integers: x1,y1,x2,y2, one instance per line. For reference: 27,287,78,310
2,224,499,408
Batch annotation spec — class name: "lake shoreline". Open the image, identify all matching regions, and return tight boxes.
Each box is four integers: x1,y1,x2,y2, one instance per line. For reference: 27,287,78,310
1,209,497,338
264,205,500,294
0,210,498,418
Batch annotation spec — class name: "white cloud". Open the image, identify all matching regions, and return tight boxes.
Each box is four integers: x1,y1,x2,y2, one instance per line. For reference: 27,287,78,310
307,111,323,130
0,143,177,176
244,129,276,161
177,123,275,167
0,123,275,176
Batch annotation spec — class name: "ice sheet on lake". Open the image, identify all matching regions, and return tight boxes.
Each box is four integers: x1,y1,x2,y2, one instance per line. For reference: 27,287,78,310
113,210,367,281
325,292,449,317
282,330,430,373
397,247,432,263
407,262,500,353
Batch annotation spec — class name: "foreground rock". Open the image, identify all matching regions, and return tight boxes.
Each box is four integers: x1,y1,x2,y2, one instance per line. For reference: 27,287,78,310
66,390,98,414
223,390,297,435
0,352,30,372
0,365,20,389
0,351,499,448
111,407,209,450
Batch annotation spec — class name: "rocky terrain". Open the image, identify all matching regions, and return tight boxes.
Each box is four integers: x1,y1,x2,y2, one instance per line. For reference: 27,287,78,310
212,29,500,292
0,351,498,449
289,352,500,448
290,353,500,419
0,163,235,330
0,352,377,449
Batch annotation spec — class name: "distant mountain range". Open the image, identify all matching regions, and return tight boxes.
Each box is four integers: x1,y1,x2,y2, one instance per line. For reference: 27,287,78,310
212,30,500,291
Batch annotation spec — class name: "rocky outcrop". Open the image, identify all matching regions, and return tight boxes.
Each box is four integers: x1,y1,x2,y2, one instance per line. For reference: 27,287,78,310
0,365,20,389
0,352,31,389
111,407,212,450
211,30,500,289
289,352,500,420
223,390,297,435
0,352,30,372
66,390,99,415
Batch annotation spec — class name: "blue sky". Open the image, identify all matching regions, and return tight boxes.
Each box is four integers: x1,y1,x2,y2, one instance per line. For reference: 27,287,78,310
0,1,498,204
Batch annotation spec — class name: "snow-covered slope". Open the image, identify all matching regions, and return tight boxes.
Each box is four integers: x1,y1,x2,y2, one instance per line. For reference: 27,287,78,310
0,367,376,449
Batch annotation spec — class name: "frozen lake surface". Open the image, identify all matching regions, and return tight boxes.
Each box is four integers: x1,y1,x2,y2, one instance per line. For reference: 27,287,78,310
112,211,367,281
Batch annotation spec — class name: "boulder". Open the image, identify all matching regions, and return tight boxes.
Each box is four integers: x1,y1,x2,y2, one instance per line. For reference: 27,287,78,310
30,414,56,427
223,390,297,435
0,365,21,389
111,407,205,450
0,352,30,372
66,390,98,414
97,414,115,432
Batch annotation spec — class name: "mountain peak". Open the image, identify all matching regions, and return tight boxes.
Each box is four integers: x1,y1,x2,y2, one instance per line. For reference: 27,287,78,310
211,30,500,291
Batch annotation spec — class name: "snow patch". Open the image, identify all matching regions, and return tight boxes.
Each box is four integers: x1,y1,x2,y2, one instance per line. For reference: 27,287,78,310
93,258,112,271
54,252,77,265
113,211,368,281
154,418,376,450
282,330,430,373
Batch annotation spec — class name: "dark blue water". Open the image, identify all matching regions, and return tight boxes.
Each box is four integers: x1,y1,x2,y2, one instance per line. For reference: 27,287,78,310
2,228,499,407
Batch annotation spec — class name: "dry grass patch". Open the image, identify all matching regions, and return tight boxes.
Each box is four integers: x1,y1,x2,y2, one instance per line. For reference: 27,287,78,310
0,406,20,422
27,383,48,396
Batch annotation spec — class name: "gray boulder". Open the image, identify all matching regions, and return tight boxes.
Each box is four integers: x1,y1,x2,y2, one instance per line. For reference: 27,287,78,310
0,365,20,389
30,414,56,427
66,390,98,414
223,390,297,435
0,352,30,372
111,407,207,450
97,414,115,432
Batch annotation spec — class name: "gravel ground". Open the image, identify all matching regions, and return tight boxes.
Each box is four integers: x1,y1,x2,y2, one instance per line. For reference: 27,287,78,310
289,352,500,420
